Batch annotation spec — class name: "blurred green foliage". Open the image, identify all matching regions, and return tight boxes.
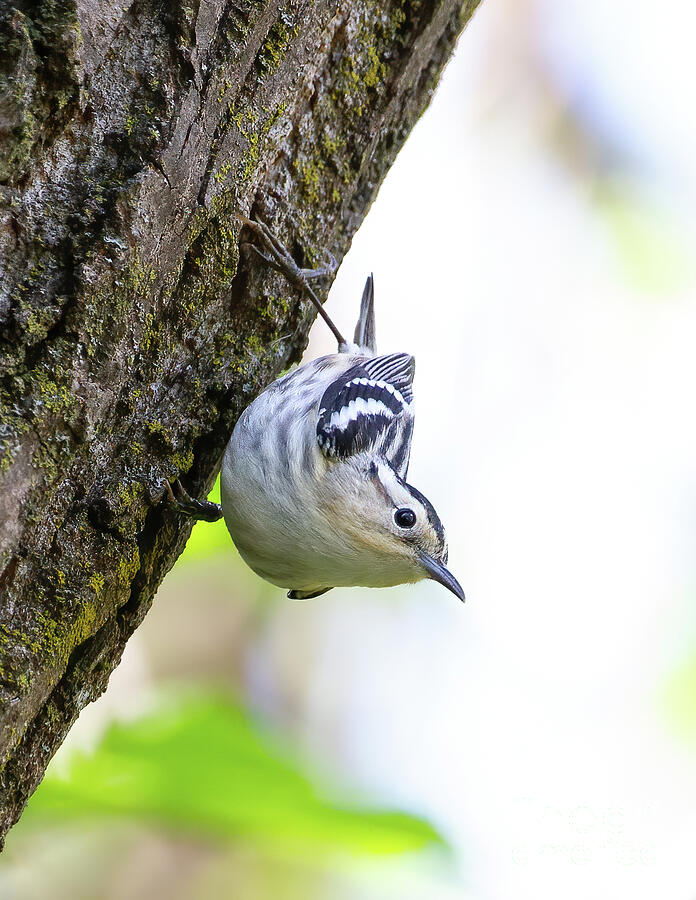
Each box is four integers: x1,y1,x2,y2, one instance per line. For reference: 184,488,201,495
19,692,445,858
596,179,693,295
14,480,446,869
663,653,696,748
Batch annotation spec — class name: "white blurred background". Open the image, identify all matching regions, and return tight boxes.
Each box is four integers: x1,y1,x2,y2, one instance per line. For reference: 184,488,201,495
299,1,696,894
4,0,696,897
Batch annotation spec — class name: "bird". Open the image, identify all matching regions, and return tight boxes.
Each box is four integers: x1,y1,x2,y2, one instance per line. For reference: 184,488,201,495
166,217,464,603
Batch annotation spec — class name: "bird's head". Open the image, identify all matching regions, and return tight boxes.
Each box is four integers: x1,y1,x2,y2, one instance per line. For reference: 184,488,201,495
322,458,465,601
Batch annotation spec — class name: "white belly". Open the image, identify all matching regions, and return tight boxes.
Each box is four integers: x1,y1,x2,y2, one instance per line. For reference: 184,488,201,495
220,353,362,592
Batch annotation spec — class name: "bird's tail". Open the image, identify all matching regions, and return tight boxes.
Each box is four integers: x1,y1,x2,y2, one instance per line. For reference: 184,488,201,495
353,274,377,352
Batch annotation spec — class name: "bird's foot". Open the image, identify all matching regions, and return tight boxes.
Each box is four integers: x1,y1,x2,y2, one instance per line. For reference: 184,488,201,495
287,587,332,600
239,214,336,287
238,213,346,346
164,479,223,522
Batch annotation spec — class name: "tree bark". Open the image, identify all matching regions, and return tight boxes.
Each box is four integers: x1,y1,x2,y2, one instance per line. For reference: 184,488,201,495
0,0,480,842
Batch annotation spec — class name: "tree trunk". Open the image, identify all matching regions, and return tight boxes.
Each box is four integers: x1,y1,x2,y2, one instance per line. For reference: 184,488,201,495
0,0,480,842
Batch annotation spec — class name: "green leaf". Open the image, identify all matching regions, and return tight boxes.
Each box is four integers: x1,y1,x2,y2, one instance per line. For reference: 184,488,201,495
20,691,446,858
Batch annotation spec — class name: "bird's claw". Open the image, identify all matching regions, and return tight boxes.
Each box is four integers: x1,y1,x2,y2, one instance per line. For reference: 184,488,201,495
163,478,223,523
238,213,347,346
239,214,336,286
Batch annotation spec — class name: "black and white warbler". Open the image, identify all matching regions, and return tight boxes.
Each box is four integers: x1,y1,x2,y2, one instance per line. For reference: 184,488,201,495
166,218,464,602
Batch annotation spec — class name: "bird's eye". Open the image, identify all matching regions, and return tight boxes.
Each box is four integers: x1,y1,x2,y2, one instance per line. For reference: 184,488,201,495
394,507,417,529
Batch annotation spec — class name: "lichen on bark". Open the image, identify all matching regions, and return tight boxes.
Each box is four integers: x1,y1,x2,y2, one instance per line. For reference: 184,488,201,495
0,0,481,843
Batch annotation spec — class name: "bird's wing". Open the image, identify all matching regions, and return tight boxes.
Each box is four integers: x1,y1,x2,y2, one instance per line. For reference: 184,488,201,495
316,352,415,478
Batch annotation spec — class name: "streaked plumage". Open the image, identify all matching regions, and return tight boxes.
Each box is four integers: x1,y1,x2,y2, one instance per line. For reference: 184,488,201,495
218,249,464,603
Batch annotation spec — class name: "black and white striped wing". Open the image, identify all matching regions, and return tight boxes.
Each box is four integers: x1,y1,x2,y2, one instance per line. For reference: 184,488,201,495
316,353,415,478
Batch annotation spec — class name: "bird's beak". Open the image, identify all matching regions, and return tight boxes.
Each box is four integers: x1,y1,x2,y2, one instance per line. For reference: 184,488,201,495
419,552,466,602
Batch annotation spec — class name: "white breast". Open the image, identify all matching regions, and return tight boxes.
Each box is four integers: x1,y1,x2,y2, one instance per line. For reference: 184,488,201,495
220,353,362,591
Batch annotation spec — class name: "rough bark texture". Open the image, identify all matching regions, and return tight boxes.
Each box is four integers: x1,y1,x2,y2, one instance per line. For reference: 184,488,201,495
0,0,480,842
